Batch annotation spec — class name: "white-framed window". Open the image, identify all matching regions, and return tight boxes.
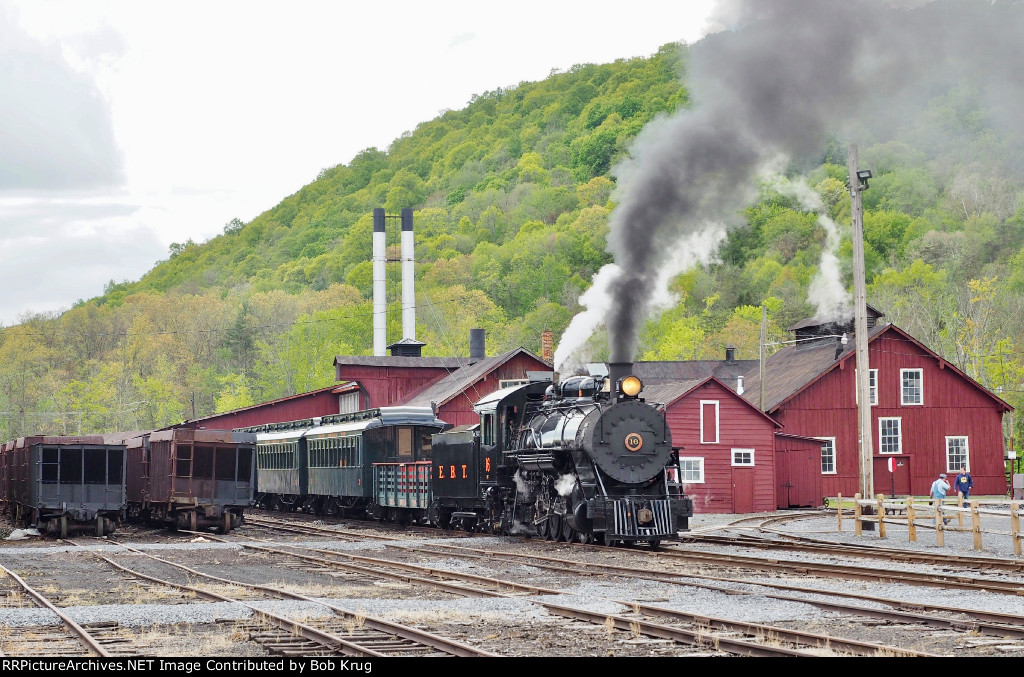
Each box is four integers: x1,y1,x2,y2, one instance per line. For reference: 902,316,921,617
678,457,705,483
946,436,969,472
700,400,719,444
855,369,878,406
901,368,923,405
816,437,837,474
879,417,902,454
731,448,754,466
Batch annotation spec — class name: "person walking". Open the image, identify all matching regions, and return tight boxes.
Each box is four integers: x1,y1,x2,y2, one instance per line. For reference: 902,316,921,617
930,472,951,525
954,465,974,507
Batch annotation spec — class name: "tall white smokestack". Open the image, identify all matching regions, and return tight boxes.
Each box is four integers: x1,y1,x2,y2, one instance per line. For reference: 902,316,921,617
372,208,386,356
401,208,415,340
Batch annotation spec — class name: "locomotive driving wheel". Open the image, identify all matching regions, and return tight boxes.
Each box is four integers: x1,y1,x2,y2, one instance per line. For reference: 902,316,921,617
539,514,554,540
560,517,576,543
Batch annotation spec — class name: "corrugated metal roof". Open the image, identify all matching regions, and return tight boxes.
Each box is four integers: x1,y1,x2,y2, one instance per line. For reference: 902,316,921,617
738,322,1014,415
333,355,470,369
402,348,546,408
740,331,865,412
181,382,360,427
639,380,706,408
632,360,758,383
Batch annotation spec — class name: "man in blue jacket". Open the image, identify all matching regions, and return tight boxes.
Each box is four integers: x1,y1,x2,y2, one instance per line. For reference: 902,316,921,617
954,466,974,507
930,473,950,525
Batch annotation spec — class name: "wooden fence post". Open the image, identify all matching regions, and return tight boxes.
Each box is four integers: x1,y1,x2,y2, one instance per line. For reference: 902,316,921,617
876,494,886,538
855,493,862,537
1012,502,1022,557
970,500,982,551
935,500,945,547
837,493,843,532
907,499,917,542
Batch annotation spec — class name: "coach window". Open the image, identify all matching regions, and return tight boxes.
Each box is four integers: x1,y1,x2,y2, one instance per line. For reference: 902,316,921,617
397,427,414,459
419,429,433,460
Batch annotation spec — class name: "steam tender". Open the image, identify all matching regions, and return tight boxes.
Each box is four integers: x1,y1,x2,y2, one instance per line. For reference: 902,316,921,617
432,363,693,547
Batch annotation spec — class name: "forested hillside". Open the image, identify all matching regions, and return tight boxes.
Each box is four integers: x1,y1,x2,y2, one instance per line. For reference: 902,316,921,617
2,40,1024,448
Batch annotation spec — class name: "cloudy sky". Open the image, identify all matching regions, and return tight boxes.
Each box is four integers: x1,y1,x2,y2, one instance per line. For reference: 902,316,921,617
0,0,715,326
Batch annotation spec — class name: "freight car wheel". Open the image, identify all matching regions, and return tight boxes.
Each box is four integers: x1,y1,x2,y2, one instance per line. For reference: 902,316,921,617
189,511,198,532
59,515,68,539
96,516,105,538
218,512,231,535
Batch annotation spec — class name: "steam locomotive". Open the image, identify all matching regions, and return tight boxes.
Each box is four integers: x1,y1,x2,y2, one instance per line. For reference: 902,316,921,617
245,363,693,547
434,362,692,546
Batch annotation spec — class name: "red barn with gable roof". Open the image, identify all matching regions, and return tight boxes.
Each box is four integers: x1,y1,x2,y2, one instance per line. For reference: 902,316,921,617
742,313,1012,500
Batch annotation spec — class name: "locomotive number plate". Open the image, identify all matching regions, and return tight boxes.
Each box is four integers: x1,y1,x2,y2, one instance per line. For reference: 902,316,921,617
624,432,643,452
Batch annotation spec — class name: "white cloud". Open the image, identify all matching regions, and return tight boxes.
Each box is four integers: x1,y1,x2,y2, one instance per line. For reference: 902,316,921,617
0,0,716,325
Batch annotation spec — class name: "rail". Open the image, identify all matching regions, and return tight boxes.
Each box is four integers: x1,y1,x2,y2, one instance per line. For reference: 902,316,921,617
828,492,1024,554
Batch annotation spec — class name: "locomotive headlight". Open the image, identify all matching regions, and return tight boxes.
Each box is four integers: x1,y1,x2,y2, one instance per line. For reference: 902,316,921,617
620,375,643,398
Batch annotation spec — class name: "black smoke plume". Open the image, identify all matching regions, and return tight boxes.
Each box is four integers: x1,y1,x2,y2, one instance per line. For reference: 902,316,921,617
604,0,1024,363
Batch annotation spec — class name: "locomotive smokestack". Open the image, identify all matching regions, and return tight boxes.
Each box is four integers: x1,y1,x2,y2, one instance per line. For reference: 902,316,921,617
400,208,416,341
372,208,386,356
607,362,633,393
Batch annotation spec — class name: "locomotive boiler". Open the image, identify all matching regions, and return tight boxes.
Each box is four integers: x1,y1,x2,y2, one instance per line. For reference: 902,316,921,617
430,362,693,546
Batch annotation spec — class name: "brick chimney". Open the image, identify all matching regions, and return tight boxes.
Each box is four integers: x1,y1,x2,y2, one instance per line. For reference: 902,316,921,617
541,330,554,364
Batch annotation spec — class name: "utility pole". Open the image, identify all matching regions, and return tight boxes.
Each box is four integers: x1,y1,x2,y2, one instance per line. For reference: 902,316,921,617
849,145,875,518
759,304,767,411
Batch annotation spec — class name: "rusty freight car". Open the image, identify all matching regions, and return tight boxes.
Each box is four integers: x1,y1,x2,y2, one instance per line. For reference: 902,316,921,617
126,428,256,533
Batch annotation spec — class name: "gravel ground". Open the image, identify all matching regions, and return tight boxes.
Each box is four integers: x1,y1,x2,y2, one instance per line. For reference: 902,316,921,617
3,509,1024,657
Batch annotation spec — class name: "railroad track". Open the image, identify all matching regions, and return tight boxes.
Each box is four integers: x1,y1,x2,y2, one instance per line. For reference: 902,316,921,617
0,563,123,657
241,515,1024,647
243,513,1024,595
204,519,941,656
90,540,498,657
681,528,1024,573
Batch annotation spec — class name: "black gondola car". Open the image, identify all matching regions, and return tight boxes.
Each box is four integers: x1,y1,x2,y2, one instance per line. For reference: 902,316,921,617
6,435,126,537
